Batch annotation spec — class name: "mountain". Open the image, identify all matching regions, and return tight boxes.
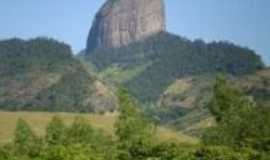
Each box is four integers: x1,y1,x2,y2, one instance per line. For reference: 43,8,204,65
0,0,266,123
86,0,166,53
81,0,267,131
83,32,264,104
0,38,117,112
82,32,265,129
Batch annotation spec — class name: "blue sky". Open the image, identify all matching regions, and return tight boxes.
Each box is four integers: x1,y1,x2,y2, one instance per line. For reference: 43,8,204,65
0,0,269,64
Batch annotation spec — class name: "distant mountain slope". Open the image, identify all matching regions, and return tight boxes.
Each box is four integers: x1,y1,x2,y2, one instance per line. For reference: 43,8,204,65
157,69,270,133
83,32,264,102
0,38,117,112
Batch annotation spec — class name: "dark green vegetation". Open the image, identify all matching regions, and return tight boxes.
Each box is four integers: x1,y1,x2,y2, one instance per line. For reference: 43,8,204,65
0,38,117,112
153,69,270,133
84,32,264,102
203,76,270,154
82,31,267,132
1,86,269,160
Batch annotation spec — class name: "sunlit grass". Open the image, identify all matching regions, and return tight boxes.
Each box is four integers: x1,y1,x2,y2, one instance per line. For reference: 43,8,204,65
0,111,198,145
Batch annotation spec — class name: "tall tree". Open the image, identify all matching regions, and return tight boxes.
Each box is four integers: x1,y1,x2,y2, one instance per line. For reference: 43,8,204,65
45,116,67,145
204,75,270,151
14,118,42,157
115,88,155,160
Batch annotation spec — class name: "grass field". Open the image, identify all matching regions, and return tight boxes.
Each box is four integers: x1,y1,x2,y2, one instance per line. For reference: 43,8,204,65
0,111,198,145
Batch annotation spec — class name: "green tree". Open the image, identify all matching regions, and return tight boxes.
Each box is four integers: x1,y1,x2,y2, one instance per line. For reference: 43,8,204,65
208,75,244,122
40,144,93,160
115,88,155,160
13,119,42,158
151,142,197,160
14,119,36,153
0,146,13,160
66,116,116,160
45,116,67,145
66,117,95,144
194,146,253,160
204,75,270,151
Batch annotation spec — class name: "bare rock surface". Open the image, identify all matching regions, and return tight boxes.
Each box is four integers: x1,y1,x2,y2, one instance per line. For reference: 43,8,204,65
86,0,166,53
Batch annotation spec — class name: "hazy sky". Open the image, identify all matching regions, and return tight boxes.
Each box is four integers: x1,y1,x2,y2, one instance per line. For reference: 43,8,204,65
0,0,269,64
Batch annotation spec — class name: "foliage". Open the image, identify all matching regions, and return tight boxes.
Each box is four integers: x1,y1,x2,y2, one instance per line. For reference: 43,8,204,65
28,70,97,112
0,115,114,160
45,116,67,145
203,75,270,152
115,88,155,160
0,38,74,76
208,75,245,122
66,116,96,144
13,118,43,158
194,146,255,160
14,119,35,148
150,142,197,160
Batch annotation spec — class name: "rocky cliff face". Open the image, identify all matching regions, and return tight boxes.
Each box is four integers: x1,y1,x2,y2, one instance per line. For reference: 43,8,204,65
86,0,166,53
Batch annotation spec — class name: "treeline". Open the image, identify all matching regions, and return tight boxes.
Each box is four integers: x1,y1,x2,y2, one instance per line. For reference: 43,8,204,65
0,38,75,76
1,80,270,160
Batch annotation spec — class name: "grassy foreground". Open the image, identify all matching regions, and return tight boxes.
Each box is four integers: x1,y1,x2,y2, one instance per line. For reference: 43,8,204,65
0,111,198,145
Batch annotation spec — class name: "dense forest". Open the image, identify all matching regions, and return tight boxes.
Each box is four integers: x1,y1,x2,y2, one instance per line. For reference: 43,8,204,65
1,78,269,159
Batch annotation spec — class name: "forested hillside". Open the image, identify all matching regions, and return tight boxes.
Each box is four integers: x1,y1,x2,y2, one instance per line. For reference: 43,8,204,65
84,32,264,102
154,69,270,134
0,38,117,112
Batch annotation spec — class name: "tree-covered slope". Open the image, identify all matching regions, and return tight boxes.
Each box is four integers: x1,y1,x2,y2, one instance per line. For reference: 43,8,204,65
158,69,270,134
0,38,117,112
84,32,264,102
